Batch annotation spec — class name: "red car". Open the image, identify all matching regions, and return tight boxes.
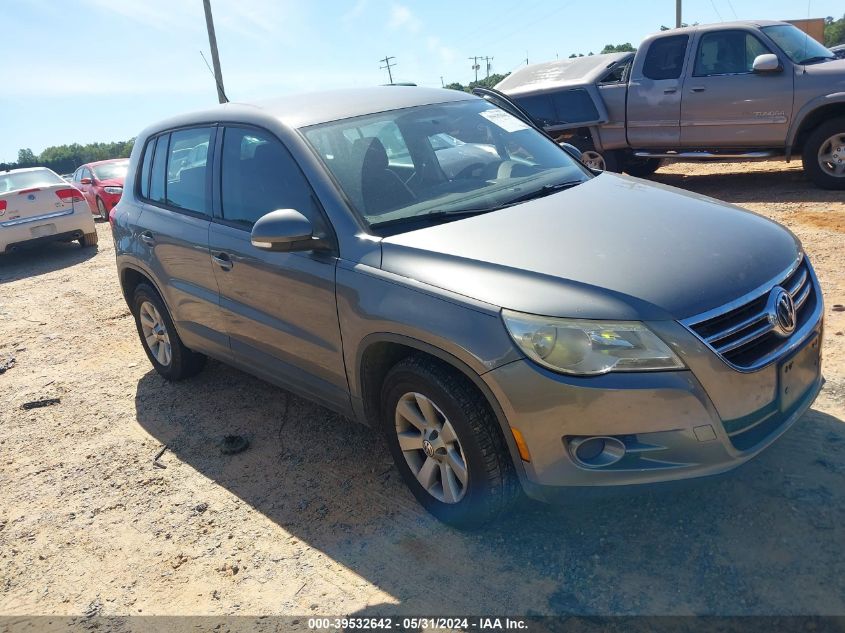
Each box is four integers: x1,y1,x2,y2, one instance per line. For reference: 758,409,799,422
72,159,129,221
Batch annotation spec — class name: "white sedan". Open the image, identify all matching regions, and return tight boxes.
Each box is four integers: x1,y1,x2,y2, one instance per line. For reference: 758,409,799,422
0,167,98,254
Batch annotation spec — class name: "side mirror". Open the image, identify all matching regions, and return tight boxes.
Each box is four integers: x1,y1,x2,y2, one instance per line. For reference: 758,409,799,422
80,178,92,185
559,142,583,162
752,54,781,73
250,209,320,252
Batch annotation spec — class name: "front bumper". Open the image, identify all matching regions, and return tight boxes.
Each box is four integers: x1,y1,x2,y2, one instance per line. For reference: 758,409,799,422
483,298,824,500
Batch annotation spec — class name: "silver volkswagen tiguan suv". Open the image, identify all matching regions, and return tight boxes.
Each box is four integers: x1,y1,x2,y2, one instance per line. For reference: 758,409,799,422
112,87,823,527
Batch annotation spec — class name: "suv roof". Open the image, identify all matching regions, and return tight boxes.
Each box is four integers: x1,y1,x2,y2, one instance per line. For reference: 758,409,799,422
139,86,476,139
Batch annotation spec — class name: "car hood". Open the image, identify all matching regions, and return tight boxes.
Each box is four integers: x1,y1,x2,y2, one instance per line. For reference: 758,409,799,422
380,173,800,321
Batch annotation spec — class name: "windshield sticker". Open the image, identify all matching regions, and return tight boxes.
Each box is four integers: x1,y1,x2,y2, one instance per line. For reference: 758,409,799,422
479,109,530,132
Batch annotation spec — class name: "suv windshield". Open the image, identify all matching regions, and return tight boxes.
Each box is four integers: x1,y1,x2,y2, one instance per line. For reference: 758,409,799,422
92,161,129,181
0,168,64,193
761,24,835,64
302,99,589,233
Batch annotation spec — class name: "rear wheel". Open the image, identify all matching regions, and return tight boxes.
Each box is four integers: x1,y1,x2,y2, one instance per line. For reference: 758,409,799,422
131,283,206,380
380,356,518,529
96,197,109,221
79,231,98,248
802,117,845,190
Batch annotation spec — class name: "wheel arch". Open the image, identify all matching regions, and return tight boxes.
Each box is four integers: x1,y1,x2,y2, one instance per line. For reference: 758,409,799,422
118,262,168,312
355,333,529,484
787,95,845,159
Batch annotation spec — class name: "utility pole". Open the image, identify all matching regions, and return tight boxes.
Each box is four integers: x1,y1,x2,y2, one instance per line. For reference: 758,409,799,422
468,56,481,83
202,0,227,104
440,76,444,87
483,56,494,79
379,56,396,84
675,0,682,28
525,51,529,66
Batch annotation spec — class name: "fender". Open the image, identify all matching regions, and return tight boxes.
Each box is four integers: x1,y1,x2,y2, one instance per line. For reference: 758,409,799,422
786,92,845,159
353,331,531,486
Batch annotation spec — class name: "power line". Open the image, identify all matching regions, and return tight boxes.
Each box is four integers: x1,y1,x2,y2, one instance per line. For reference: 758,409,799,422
725,0,738,20
709,0,724,22
379,55,397,84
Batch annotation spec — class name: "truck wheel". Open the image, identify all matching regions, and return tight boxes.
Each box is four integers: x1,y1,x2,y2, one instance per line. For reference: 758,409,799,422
623,157,662,178
802,117,845,190
380,355,519,529
131,283,206,380
580,147,620,172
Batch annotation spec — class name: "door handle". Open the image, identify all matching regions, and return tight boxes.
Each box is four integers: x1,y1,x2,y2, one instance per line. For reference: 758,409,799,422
690,86,706,93
663,88,677,94
212,252,233,271
139,231,155,246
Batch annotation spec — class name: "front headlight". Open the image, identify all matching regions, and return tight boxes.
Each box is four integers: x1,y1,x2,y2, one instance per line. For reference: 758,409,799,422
103,186,123,195
502,309,685,376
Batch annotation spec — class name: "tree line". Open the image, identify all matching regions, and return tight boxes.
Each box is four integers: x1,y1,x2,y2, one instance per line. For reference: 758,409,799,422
2,140,134,176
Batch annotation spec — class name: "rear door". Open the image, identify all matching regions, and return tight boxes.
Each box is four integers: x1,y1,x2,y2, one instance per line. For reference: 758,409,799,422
626,34,691,147
135,127,230,360
680,29,794,147
208,124,349,412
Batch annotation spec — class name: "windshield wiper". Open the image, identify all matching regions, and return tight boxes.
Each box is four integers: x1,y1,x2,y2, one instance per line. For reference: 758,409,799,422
497,179,585,207
371,207,493,230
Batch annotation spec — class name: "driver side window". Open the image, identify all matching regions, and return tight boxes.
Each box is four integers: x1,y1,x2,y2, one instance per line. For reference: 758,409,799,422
694,30,771,76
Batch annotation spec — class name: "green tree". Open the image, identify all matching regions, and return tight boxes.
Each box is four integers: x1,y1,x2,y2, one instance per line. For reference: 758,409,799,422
824,14,845,47
17,148,36,166
600,43,636,54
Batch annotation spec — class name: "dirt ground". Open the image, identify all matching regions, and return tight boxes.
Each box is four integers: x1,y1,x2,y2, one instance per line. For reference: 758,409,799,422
1,160,844,618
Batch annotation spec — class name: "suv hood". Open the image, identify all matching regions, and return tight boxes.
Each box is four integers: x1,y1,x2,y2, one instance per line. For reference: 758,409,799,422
380,173,800,321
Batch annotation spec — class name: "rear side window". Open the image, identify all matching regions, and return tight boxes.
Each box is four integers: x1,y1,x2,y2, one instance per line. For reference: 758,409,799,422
139,139,154,198
513,94,557,127
149,134,169,204
220,127,321,229
165,128,212,214
643,35,689,80
694,30,771,76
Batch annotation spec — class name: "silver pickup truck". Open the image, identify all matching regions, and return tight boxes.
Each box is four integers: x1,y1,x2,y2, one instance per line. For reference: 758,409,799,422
489,20,845,189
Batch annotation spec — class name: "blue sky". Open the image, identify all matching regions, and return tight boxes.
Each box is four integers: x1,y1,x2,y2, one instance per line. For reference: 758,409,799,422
2,0,842,162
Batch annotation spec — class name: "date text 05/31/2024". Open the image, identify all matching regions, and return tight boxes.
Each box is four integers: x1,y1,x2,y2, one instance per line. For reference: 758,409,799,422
307,617,529,630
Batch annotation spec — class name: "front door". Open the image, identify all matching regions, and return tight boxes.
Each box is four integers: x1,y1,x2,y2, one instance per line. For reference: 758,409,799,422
208,125,349,412
680,29,794,147
626,34,691,148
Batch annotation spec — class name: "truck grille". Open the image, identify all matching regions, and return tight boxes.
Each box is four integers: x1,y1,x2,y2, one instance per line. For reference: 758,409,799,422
683,258,817,371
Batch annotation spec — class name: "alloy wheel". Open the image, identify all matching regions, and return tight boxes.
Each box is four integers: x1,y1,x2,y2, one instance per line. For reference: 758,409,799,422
394,392,469,504
817,133,845,177
581,150,606,171
139,301,172,367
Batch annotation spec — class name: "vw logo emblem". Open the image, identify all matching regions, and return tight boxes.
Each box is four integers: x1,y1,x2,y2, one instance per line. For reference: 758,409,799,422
766,286,796,337
422,440,435,458
27,193,36,201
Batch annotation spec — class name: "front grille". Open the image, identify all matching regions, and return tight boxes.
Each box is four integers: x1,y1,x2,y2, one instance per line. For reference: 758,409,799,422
683,258,817,371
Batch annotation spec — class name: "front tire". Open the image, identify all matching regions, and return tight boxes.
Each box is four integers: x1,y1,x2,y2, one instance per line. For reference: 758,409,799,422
380,356,518,529
96,197,109,221
579,146,620,173
802,117,845,190
131,283,206,380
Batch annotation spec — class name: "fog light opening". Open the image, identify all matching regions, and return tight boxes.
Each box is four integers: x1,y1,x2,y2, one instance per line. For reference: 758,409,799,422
569,436,626,468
